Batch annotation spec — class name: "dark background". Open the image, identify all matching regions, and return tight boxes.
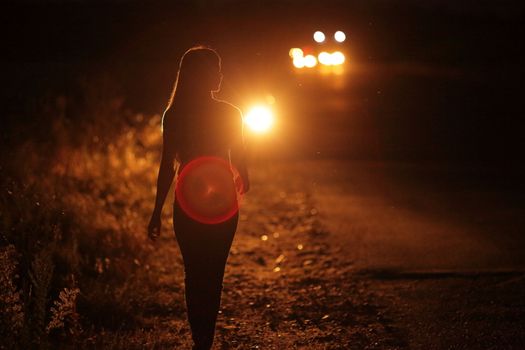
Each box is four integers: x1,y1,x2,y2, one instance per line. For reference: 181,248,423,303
2,0,524,165
2,3,525,348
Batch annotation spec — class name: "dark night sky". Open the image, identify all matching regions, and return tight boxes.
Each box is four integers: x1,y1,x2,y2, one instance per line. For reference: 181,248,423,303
2,0,524,163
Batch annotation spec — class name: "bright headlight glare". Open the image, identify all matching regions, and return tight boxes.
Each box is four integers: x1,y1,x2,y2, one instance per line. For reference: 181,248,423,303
304,54,317,68
334,31,346,42
313,31,325,43
318,51,332,65
293,56,305,68
289,47,303,58
331,51,345,65
245,106,274,133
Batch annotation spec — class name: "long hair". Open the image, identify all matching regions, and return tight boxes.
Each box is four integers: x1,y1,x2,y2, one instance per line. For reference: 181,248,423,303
165,46,222,113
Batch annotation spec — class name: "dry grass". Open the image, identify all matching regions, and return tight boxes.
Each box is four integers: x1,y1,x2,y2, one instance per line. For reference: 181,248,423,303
0,80,163,348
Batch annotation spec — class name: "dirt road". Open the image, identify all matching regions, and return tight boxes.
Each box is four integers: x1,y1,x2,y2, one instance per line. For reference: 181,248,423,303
90,160,525,349
112,160,407,349
308,159,525,349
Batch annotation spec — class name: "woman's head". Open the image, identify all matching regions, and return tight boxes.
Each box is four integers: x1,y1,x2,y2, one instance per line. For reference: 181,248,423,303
169,46,222,106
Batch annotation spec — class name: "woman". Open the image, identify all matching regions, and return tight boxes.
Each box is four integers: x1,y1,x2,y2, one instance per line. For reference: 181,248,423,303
148,46,249,350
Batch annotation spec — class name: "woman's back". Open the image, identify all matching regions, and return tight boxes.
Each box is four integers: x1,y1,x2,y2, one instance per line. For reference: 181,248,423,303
163,98,242,165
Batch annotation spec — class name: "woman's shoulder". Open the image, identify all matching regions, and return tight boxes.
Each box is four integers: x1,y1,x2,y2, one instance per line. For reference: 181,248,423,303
213,98,242,118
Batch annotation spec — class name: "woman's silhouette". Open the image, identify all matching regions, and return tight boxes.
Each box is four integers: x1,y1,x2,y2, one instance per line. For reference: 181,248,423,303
148,46,249,350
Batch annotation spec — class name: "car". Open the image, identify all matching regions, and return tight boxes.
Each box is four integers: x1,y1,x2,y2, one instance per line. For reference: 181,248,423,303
289,30,347,74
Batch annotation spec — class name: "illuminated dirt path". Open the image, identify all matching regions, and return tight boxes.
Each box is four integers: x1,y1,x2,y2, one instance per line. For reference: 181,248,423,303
119,160,407,349
95,159,524,349
307,160,525,349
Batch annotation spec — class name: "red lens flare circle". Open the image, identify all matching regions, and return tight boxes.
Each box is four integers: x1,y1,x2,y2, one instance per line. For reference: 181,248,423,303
176,156,243,225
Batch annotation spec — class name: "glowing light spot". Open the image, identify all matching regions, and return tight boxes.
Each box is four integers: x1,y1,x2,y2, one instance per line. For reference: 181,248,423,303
245,105,274,133
261,234,268,241
318,51,332,65
313,31,325,43
331,51,345,65
334,30,346,42
304,54,317,68
293,56,305,68
297,244,304,250
273,266,281,272
289,47,303,58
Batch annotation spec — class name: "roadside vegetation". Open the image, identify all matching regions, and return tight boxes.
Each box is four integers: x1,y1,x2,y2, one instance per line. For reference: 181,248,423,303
1,78,163,349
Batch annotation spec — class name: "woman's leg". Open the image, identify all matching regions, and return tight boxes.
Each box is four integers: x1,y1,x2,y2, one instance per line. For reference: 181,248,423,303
174,203,238,350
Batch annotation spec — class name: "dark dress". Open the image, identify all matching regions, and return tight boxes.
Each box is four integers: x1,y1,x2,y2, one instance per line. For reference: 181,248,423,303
163,98,245,350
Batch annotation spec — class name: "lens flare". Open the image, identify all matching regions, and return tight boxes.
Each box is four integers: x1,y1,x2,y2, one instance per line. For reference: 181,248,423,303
334,31,346,42
245,105,274,133
176,156,241,224
313,31,325,43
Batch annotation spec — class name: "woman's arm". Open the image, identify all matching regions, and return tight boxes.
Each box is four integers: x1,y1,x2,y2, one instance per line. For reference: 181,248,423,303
148,127,177,240
230,110,250,194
